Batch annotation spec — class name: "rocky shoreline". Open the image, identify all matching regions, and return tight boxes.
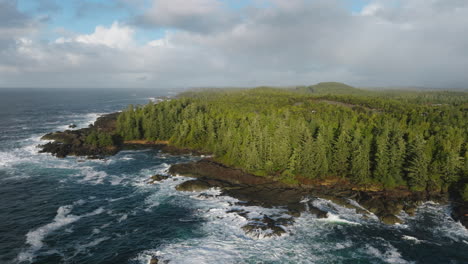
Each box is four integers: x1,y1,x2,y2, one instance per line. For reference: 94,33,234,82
40,112,121,158
39,112,206,158
168,159,449,226
38,113,468,233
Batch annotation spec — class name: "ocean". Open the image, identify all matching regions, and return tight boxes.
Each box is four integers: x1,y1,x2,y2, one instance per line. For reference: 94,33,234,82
0,88,467,264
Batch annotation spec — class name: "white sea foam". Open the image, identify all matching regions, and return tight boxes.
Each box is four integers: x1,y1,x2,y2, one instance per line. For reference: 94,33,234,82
413,202,468,242
311,197,376,223
118,214,128,223
71,236,110,258
129,176,465,264
364,244,410,264
319,212,361,225
0,151,24,167
132,173,423,264
78,167,109,184
109,176,124,185
0,112,106,171
107,195,133,203
17,204,105,262
0,135,44,168
64,112,105,130
402,235,422,244
134,177,338,263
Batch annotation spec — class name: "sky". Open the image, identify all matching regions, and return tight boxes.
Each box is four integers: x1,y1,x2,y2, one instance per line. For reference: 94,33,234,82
0,0,467,89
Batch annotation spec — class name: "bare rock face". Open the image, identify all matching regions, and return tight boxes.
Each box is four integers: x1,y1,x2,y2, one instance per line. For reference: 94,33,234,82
148,174,169,184
175,180,212,192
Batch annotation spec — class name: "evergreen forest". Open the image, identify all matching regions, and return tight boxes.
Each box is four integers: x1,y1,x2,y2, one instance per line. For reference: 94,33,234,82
115,83,468,200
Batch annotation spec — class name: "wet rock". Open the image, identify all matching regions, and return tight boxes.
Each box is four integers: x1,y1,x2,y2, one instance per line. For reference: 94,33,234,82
309,206,328,219
452,201,468,229
148,174,169,184
39,113,121,158
403,203,417,216
385,201,404,216
286,210,301,218
380,214,402,225
150,257,170,264
197,193,218,199
168,159,454,227
175,180,212,192
273,216,295,226
226,209,249,218
69,124,77,128
169,159,272,186
360,198,385,215
241,216,287,238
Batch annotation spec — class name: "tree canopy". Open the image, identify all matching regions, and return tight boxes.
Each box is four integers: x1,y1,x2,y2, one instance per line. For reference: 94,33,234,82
116,85,468,198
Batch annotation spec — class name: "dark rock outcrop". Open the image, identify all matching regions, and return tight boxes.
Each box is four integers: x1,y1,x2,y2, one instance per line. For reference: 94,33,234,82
242,215,288,238
170,159,449,226
169,159,272,186
39,112,121,158
148,174,169,184
452,201,468,229
381,214,402,225
175,180,212,192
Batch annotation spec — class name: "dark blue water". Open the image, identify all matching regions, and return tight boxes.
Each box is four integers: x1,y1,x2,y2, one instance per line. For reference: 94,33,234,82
1,88,468,264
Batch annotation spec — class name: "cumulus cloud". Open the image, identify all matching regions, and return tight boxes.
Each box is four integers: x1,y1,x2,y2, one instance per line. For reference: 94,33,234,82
55,22,135,49
1,0,468,88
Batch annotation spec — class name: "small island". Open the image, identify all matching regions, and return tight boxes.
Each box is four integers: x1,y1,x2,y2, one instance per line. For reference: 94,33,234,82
39,83,468,230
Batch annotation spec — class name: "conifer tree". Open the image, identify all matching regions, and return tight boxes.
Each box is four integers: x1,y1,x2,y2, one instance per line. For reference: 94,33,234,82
350,129,371,184
406,136,430,191
331,126,350,177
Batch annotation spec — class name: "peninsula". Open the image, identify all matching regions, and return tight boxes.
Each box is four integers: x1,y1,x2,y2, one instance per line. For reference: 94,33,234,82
39,83,468,230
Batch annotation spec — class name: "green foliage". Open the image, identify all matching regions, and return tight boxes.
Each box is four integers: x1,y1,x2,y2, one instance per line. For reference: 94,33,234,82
406,136,431,191
115,86,468,192
462,184,468,201
85,131,115,147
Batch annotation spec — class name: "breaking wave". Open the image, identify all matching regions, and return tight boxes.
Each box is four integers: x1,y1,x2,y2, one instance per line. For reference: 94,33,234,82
17,203,105,262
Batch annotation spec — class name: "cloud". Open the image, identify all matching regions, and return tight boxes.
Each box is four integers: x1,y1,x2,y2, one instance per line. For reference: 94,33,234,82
73,0,141,18
360,3,383,16
134,0,240,33
1,0,468,88
0,0,40,74
0,0,30,28
55,22,135,49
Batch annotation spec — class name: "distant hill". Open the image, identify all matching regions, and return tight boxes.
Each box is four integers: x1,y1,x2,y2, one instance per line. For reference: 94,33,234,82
295,82,366,95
